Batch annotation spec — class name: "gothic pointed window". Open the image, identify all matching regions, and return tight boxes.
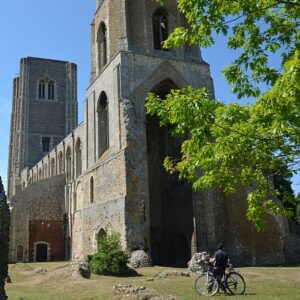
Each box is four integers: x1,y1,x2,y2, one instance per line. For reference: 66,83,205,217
51,158,56,177
48,81,55,99
153,8,169,50
39,80,45,99
97,92,109,158
66,147,72,182
97,22,107,72
75,138,82,177
90,176,94,203
58,151,64,174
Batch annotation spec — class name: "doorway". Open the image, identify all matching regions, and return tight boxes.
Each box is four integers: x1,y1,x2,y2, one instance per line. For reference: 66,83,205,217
36,243,48,262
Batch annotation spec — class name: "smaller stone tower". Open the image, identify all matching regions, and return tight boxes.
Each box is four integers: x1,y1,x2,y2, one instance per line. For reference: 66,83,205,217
7,57,77,197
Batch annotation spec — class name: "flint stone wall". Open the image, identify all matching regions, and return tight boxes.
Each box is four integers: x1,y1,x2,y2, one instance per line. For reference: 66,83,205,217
9,175,65,262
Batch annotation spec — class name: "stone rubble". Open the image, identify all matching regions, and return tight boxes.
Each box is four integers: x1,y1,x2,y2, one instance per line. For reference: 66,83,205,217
113,283,177,300
187,252,210,274
69,261,91,279
129,250,152,268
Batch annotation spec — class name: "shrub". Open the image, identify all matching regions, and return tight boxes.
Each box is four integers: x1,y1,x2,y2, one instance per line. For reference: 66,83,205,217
89,232,131,276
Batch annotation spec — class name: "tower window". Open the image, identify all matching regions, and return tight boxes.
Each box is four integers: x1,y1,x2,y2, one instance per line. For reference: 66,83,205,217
39,80,45,99
42,137,51,152
97,22,107,72
153,8,169,50
48,81,55,99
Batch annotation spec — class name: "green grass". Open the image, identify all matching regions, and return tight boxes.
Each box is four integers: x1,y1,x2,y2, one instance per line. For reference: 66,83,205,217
5,262,300,299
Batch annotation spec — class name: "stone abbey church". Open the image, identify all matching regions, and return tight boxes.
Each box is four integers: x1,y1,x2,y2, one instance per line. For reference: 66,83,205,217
8,0,300,266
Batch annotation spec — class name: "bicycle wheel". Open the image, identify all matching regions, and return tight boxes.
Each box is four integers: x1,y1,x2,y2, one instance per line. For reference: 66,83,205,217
225,271,246,295
194,273,219,296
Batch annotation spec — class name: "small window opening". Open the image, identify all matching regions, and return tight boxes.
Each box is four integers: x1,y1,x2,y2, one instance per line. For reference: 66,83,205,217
42,137,51,152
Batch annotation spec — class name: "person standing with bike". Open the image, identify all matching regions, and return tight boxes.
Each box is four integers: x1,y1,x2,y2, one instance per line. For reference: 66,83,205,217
194,243,246,296
210,243,230,292
211,243,229,277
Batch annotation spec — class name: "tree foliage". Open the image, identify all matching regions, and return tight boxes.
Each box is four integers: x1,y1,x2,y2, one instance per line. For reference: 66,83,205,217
162,0,300,98
0,177,10,300
147,0,300,230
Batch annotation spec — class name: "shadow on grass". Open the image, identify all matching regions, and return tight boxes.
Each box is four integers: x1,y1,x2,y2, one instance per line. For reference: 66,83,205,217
93,269,143,278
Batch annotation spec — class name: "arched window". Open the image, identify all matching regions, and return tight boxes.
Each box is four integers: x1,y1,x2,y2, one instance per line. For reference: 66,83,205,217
39,80,45,99
44,163,48,179
75,138,82,177
58,151,64,174
75,181,83,211
66,147,72,182
48,81,55,99
153,8,169,50
97,22,107,72
38,168,42,180
51,158,56,177
90,176,94,203
97,92,109,158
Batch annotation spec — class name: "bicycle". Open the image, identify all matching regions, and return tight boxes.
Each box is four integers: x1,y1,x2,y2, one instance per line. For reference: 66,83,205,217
194,261,246,296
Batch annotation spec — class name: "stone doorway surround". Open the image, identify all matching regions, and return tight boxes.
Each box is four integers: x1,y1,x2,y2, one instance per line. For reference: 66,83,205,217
33,241,50,262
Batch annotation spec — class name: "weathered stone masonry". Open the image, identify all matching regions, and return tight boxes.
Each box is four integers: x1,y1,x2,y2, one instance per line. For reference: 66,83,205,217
8,0,300,265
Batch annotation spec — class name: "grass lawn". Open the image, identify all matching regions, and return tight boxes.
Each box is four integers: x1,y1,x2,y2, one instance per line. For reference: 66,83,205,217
5,262,300,300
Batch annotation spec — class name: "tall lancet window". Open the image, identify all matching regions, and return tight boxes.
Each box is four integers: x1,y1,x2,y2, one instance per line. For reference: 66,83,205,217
90,176,94,203
97,91,109,158
153,8,169,50
97,22,107,72
39,80,45,99
75,138,82,177
48,81,55,99
66,147,72,182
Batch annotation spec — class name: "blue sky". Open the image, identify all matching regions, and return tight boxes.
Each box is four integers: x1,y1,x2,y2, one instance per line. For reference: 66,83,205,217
0,1,299,194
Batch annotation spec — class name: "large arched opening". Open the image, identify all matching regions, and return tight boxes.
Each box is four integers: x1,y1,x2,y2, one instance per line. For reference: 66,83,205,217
146,79,194,266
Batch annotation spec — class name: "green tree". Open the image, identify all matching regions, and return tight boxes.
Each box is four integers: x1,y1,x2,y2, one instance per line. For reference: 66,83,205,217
89,233,132,276
0,177,10,300
147,0,300,229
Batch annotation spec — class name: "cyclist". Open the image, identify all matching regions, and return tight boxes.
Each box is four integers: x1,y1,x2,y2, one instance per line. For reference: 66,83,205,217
210,244,230,290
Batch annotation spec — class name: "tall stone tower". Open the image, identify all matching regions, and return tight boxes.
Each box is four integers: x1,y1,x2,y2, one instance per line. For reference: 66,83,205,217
76,0,213,266
7,57,77,197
